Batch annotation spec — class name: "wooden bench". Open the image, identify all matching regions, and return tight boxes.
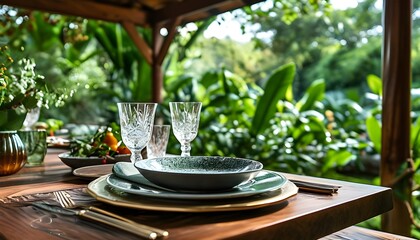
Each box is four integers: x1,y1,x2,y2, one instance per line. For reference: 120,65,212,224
321,226,415,240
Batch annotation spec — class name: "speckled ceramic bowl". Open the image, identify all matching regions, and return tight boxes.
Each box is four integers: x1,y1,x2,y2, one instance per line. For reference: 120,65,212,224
134,156,263,191
58,152,131,169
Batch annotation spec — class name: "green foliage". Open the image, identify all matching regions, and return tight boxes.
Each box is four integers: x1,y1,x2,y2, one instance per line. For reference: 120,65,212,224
364,75,420,235
88,21,152,103
243,0,332,25
252,63,295,135
2,10,109,124
411,118,420,160
322,150,354,173
367,74,382,96
0,44,72,130
45,118,64,134
170,36,278,84
0,109,26,131
366,115,381,153
162,61,359,175
296,79,325,112
244,0,382,97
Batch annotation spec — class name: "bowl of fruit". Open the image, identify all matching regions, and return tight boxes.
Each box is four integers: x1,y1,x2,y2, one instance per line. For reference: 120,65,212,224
58,126,131,169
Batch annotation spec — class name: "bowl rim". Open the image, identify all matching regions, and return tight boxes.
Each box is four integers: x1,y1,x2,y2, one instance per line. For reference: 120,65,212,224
58,151,130,160
134,156,263,175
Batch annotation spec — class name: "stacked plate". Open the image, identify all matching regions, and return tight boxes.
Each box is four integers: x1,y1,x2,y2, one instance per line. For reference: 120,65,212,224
87,156,298,212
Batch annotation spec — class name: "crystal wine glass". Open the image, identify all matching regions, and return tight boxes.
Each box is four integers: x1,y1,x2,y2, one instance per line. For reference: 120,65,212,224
117,103,157,163
169,102,202,157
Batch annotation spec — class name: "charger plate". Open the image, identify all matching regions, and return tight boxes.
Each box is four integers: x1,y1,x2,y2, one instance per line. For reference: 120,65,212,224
106,170,287,200
87,174,298,212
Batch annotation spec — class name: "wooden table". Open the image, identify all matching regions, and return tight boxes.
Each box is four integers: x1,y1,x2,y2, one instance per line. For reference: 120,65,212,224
0,150,394,240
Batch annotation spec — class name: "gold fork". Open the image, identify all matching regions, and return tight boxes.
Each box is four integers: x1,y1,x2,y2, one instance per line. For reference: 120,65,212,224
53,191,169,239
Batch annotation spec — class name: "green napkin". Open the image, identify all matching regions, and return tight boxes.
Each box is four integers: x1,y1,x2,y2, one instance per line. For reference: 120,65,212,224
112,162,173,191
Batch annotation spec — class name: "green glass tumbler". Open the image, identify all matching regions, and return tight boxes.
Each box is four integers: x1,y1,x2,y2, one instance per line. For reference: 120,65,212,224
18,129,47,167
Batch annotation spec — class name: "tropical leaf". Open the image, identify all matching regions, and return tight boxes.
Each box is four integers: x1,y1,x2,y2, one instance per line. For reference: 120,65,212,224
322,149,354,173
0,109,26,131
221,68,231,95
366,115,382,153
200,71,219,89
411,117,420,159
251,63,295,135
367,74,382,96
296,79,325,112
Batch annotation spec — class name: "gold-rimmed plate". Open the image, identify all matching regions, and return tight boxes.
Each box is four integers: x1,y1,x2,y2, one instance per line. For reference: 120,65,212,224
86,174,298,212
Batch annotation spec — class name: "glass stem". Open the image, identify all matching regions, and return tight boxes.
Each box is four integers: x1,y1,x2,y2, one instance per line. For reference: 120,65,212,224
180,141,191,157
131,149,143,163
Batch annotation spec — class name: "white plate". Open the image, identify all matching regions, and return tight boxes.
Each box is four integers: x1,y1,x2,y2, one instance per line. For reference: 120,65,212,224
73,164,114,179
106,170,287,200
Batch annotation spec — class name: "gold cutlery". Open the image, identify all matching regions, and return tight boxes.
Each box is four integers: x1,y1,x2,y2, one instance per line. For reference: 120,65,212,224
32,201,158,239
51,191,169,239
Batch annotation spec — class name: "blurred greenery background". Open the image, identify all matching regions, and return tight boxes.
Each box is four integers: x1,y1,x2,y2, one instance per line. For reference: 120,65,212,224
1,0,419,236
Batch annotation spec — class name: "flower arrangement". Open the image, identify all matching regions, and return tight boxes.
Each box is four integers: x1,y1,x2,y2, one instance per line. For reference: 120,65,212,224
0,45,73,130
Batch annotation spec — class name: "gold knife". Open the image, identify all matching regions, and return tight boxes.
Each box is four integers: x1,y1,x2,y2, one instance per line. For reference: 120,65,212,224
87,206,169,238
32,203,159,239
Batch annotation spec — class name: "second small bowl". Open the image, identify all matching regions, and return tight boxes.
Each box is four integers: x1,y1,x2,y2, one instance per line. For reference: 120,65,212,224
58,152,130,169
134,156,263,192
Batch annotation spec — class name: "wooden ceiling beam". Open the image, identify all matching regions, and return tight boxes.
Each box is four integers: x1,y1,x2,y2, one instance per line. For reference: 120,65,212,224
1,0,148,26
122,21,153,65
157,17,182,65
151,0,265,25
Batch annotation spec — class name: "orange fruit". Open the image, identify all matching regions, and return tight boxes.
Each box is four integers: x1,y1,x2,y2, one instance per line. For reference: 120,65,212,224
103,131,118,151
117,146,131,154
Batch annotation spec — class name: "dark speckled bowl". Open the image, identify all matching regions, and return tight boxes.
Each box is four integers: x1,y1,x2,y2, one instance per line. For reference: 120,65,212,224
134,156,263,192
58,152,130,169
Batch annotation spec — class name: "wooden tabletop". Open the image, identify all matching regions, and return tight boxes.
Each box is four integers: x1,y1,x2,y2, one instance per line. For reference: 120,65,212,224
0,150,393,240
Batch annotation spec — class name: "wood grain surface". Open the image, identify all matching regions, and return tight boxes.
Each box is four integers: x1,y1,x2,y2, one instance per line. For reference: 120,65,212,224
0,149,393,240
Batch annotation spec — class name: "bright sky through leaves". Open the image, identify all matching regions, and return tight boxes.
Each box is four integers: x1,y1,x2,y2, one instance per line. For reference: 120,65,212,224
203,0,383,43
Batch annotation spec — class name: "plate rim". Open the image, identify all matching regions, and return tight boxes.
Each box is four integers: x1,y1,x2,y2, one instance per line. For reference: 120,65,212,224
73,164,115,178
59,151,131,160
87,174,298,212
134,156,263,175
106,170,287,200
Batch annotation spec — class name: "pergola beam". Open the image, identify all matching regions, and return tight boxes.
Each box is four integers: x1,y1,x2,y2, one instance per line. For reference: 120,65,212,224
151,0,263,25
1,0,148,26
152,24,164,103
1,0,266,104
122,21,153,65
156,18,182,66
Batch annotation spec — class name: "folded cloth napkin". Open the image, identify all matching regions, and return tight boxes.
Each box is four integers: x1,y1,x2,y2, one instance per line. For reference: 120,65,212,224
288,179,341,195
112,162,174,191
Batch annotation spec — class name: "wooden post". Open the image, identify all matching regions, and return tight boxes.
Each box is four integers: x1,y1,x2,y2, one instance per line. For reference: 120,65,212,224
122,22,161,102
151,19,181,104
152,24,164,104
151,59,163,103
381,0,412,236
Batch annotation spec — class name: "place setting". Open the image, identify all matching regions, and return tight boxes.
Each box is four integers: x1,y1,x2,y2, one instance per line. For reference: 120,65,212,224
82,102,299,212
